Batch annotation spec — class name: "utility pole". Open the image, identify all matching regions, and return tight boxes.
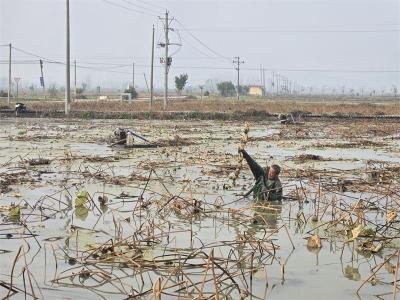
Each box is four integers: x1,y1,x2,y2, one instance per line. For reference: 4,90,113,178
262,67,265,96
233,56,244,100
39,59,45,91
164,11,168,110
158,12,179,109
276,74,280,95
132,61,135,89
259,64,265,96
8,43,11,105
143,73,150,93
65,0,71,115
150,24,155,108
271,72,275,96
199,86,204,101
74,59,77,97
159,11,172,110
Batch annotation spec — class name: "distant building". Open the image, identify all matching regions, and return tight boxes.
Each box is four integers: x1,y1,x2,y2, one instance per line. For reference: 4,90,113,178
248,85,265,97
120,93,132,101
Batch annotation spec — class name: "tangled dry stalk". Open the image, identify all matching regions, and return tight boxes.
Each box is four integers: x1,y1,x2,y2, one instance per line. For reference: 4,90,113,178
0,118,399,299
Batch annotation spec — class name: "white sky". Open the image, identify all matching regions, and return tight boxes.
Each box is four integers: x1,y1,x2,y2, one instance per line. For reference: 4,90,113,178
0,0,399,93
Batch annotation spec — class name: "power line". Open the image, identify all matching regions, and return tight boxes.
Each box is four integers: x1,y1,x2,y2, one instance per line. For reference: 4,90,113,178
180,28,400,33
0,55,229,61
175,19,231,62
3,60,400,73
119,0,159,14
4,46,132,74
179,35,225,60
252,68,400,73
11,46,60,63
169,28,182,57
5,45,400,74
100,0,156,16
130,0,166,11
0,60,40,64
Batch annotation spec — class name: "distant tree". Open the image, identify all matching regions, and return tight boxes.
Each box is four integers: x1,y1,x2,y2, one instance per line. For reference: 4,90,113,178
48,84,58,98
205,79,216,93
238,85,249,95
76,83,88,99
124,85,138,99
76,83,87,96
0,90,8,97
204,91,210,96
175,74,189,95
217,81,236,97
81,83,88,92
29,84,35,96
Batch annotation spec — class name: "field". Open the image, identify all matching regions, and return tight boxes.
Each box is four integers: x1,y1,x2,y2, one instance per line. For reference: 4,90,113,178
0,116,399,299
3,97,400,117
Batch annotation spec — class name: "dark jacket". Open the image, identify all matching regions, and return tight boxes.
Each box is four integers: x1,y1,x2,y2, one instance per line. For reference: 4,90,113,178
241,150,282,201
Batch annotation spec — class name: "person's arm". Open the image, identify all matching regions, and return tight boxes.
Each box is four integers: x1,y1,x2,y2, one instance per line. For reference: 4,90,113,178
240,150,265,179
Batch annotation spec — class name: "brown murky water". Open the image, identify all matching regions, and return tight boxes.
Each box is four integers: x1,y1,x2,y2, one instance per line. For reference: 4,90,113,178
0,118,399,299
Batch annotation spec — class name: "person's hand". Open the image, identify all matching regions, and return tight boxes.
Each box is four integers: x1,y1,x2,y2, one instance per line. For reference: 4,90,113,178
238,144,245,153
244,122,250,134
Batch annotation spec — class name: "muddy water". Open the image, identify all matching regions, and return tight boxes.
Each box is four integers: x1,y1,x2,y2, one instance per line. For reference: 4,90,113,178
0,118,399,299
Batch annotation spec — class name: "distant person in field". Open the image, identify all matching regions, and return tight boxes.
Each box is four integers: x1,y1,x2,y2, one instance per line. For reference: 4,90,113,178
239,149,283,201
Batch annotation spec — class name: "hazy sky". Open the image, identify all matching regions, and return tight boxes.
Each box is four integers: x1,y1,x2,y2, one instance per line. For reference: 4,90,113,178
0,0,399,93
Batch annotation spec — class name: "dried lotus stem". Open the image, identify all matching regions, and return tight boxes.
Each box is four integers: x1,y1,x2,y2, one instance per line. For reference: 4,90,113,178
231,122,250,184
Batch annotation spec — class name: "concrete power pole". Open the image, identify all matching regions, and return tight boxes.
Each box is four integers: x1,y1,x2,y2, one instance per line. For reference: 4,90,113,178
260,65,265,96
65,0,71,115
163,11,169,110
150,24,155,109
74,59,77,97
39,59,45,94
271,72,275,96
262,67,266,96
158,11,177,109
276,74,280,95
200,86,204,101
233,56,244,100
8,43,11,105
132,61,135,89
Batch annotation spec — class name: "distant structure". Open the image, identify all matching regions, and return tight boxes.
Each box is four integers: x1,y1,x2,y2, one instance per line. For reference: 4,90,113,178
120,93,132,101
248,85,265,97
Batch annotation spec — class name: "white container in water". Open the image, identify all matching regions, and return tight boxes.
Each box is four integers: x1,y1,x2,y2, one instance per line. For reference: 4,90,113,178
126,132,134,146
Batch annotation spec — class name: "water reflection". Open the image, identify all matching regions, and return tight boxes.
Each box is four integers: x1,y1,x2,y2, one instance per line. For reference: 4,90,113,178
343,265,361,281
75,206,89,221
250,201,283,230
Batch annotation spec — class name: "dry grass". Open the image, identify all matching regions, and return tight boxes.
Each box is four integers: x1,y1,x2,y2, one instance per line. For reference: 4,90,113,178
22,98,400,115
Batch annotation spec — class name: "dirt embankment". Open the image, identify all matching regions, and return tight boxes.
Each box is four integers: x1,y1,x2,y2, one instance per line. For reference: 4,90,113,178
2,99,400,120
